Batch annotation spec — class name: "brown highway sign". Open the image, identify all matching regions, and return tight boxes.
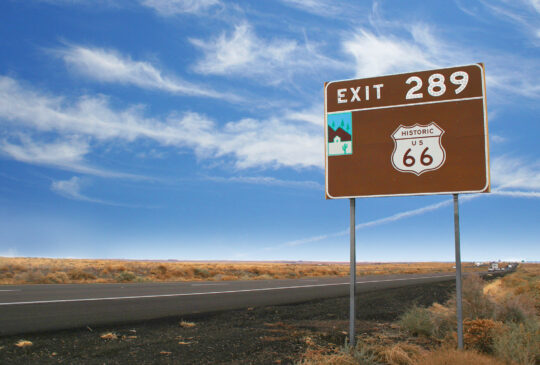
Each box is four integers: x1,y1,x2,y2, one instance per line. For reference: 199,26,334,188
324,63,489,199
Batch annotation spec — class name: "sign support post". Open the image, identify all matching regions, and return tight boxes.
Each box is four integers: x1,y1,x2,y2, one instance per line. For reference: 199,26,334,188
325,64,489,352
349,198,356,348
453,194,464,350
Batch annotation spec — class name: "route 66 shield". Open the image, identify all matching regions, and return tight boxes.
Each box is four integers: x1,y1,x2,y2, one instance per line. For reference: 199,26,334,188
391,122,446,175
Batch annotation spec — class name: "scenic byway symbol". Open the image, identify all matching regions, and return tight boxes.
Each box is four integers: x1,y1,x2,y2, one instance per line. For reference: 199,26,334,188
327,112,352,156
391,122,446,175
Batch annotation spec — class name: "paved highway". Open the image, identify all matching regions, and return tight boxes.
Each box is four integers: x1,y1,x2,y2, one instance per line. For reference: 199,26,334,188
0,273,458,335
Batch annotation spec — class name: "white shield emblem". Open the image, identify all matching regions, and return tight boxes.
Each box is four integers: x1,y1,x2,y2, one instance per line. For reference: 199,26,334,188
391,122,446,175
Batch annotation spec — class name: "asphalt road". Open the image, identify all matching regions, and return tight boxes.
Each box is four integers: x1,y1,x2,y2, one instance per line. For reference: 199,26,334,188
0,273,459,336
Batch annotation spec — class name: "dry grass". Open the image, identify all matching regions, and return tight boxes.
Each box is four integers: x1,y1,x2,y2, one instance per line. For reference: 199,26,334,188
100,332,118,340
381,343,425,365
0,257,487,285
14,340,33,348
415,347,505,365
496,263,540,315
299,342,504,365
300,264,540,365
179,321,196,328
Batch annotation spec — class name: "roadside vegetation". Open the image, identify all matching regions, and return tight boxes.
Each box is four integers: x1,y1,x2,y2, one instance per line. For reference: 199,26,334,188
0,257,486,285
298,263,539,365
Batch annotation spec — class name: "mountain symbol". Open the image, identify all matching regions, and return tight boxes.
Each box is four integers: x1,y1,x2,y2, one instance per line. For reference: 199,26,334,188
328,127,351,143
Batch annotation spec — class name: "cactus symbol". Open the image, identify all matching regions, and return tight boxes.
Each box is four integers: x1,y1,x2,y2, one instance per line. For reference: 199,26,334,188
342,143,348,154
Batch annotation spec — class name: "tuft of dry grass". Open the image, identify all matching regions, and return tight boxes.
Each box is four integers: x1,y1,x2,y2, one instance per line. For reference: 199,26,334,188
463,319,503,353
0,257,490,285
100,332,118,340
14,340,33,348
381,343,425,365
179,321,196,328
415,347,505,365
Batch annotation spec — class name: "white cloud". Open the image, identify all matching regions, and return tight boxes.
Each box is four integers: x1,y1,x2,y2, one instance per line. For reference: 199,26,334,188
0,135,141,178
528,0,540,13
176,115,322,169
51,176,88,200
286,104,323,126
269,186,540,250
56,45,237,101
0,76,322,171
343,29,438,78
491,156,540,190
484,63,540,100
490,135,507,143
141,0,221,16
190,22,341,84
1,135,88,166
279,0,345,16
51,176,138,205
458,0,540,45
277,198,454,248
191,23,293,76
491,190,540,198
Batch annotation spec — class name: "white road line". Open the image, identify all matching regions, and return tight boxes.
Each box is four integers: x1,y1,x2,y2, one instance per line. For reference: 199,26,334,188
0,275,454,306
0,290,20,292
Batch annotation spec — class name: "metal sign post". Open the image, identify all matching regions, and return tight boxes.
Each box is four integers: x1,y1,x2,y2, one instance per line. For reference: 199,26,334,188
324,64,489,352
349,198,356,347
453,194,464,349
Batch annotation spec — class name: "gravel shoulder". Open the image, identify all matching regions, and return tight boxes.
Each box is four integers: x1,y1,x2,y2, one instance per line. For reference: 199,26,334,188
0,280,456,364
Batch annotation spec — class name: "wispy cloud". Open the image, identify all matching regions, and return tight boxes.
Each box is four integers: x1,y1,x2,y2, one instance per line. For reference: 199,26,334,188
141,0,221,16
278,0,346,17
475,0,540,44
176,115,322,169
269,188,540,250
347,5,540,100
490,135,507,144
491,155,540,190
491,190,540,198
190,22,342,84
277,198,454,248
55,45,239,101
0,76,322,171
286,104,323,126
0,135,88,166
343,29,437,78
51,176,99,202
51,176,140,206
0,135,142,179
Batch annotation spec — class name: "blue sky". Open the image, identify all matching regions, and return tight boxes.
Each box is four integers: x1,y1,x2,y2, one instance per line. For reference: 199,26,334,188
0,0,538,262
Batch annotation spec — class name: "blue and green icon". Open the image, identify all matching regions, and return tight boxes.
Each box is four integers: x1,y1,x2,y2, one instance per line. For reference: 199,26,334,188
327,112,352,156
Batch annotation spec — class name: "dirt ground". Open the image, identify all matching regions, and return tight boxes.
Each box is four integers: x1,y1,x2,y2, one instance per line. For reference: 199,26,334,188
0,280,456,364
